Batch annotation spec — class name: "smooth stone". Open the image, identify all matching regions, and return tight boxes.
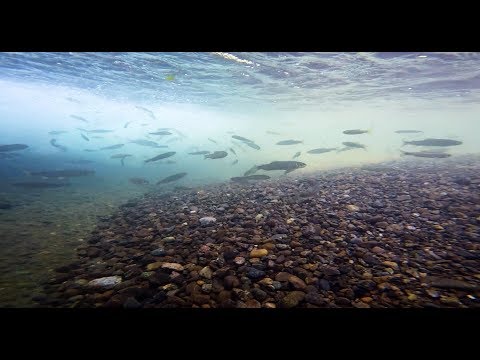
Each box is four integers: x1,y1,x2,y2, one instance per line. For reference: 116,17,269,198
123,297,141,309
151,248,166,257
199,217,217,225
280,291,305,308
246,268,266,280
251,288,268,301
234,257,246,265
88,276,122,289
199,266,213,279
250,249,268,258
146,262,164,271
161,263,185,272
224,276,240,290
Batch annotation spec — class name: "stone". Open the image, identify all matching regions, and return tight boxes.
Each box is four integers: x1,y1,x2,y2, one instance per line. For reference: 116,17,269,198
192,293,210,305
247,268,266,280
199,217,217,226
322,266,340,276
383,261,399,270
245,299,262,308
318,279,330,291
251,288,268,301
123,297,141,309
335,297,351,306
199,266,213,279
346,205,359,212
305,293,325,306
151,248,166,257
429,278,479,291
264,302,276,308
161,263,185,272
224,276,240,290
88,276,122,289
234,257,246,265
201,284,213,294
280,291,305,308
146,262,164,271
250,248,268,258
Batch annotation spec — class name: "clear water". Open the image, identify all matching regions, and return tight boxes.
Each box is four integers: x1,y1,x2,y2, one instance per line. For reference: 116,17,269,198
1,52,479,307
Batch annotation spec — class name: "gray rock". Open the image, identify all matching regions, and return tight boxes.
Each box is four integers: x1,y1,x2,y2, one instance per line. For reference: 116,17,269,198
88,276,122,289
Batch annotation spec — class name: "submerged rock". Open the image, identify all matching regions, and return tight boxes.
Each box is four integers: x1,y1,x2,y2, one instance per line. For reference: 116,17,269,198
88,276,122,289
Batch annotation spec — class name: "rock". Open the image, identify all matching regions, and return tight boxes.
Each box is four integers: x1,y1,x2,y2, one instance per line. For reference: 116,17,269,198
279,291,305,308
223,249,237,260
0,200,12,209
151,248,166,257
275,272,292,282
234,257,246,265
396,195,410,201
192,293,210,305
372,246,386,255
346,205,359,212
123,297,141,309
201,284,213,294
88,276,122,289
161,263,185,272
245,299,262,308
322,266,340,276
264,302,276,308
163,236,176,243
199,217,217,226
250,248,268,258
246,268,266,280
335,297,351,306
199,266,213,279
383,261,399,270
433,225,444,231
305,293,325,306
224,275,240,290
146,262,164,271
318,279,330,291
251,288,268,301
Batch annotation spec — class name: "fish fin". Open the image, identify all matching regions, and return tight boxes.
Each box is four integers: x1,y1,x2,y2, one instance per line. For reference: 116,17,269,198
402,139,408,147
399,150,407,157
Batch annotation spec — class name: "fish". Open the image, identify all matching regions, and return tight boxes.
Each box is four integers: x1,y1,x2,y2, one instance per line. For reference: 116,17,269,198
66,97,81,104
141,124,149,126
276,140,303,145
149,131,172,135
208,138,218,144
232,135,255,143
145,151,176,163
157,172,188,184
129,177,149,185
100,144,124,150
124,121,132,129
400,150,452,158
188,151,210,155
67,159,95,164
70,115,88,123
130,139,167,148
0,144,29,152
231,159,239,165
50,139,67,152
231,176,250,183
403,138,463,147
395,130,423,134
205,151,228,159
229,148,237,156
245,161,306,175
165,160,176,164
83,149,97,152
244,142,261,150
245,175,270,180
111,154,133,166
226,131,236,134
307,147,337,154
12,182,70,188
342,142,366,149
80,129,114,134
135,106,156,120
266,131,281,135
292,151,301,159
343,129,370,135
81,134,90,141
91,136,104,139
48,131,68,135
28,169,95,178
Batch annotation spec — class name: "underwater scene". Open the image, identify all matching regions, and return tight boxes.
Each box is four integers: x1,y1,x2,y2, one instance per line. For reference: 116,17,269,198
0,52,479,308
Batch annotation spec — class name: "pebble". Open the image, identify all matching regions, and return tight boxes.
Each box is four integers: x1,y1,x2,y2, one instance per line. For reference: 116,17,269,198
146,262,163,271
279,291,305,308
234,257,246,265
247,268,266,280
87,276,122,289
123,297,141,309
346,205,359,212
199,217,217,226
151,248,166,257
161,263,185,272
250,249,268,258
199,266,213,279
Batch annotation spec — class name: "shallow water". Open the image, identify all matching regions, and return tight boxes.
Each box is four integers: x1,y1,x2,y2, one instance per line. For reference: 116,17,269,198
0,52,479,307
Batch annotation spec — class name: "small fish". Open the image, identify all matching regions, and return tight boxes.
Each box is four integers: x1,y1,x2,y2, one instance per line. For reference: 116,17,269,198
84,129,114,134
83,149,97,152
188,151,210,155
91,136,104,139
48,131,68,135
208,138,218,144
342,141,366,149
292,151,301,159
100,144,124,150
81,134,90,141
0,144,29,152
232,135,255,143
136,106,156,120
395,130,423,134
245,161,306,175
276,140,303,145
400,150,452,158
28,169,95,177
403,138,462,147
12,182,70,188
245,175,270,180
124,121,132,129
70,115,88,123
50,139,67,152
65,97,81,104
244,142,261,150
229,148,237,156
205,151,228,159
141,123,149,126
157,172,187,184
145,151,176,163
149,131,172,135
129,177,149,185
343,129,370,135
110,153,132,166
266,131,281,135
165,160,176,164
68,159,95,164
226,131,236,134
307,147,337,154
130,139,166,148
231,159,239,165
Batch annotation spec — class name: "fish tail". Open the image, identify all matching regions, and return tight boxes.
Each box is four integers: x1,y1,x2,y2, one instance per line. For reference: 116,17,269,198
402,140,408,147
400,150,407,157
